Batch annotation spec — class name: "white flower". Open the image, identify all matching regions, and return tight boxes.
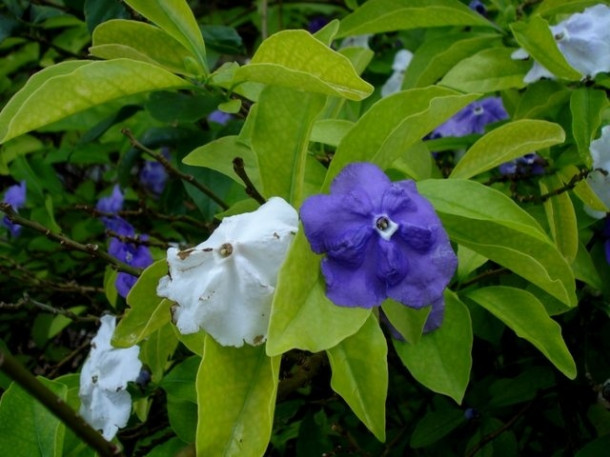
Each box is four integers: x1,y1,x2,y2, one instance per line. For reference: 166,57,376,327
512,4,610,83
381,49,413,97
340,34,372,50
157,197,298,347
585,126,610,218
79,315,142,440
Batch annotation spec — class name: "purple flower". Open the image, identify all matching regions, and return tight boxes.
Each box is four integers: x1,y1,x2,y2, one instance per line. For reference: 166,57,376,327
96,185,123,214
469,0,486,16
207,110,232,126
2,181,26,237
110,236,153,298
498,153,546,176
300,163,457,328
139,149,169,195
308,16,329,33
432,97,508,138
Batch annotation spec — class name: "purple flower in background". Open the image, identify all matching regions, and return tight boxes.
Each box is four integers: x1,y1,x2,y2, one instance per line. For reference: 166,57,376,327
308,16,329,33
96,184,123,215
432,97,508,138
469,0,487,16
2,181,26,237
139,150,169,196
300,163,457,329
498,153,546,176
110,235,153,298
208,110,232,126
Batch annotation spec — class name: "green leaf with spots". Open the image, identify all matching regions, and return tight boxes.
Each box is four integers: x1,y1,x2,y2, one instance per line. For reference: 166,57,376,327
327,314,388,441
450,120,565,179
90,19,195,75
266,231,371,357
123,0,207,74
336,0,493,37
196,337,280,457
235,30,373,101
466,286,577,379
393,291,472,403
0,59,191,143
113,260,172,348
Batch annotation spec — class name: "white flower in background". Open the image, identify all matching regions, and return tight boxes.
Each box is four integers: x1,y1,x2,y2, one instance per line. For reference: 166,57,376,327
340,34,372,50
586,126,610,218
79,315,142,441
512,4,610,83
381,49,413,97
157,197,298,347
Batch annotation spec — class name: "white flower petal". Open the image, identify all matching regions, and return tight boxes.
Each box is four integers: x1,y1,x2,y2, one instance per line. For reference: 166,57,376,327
157,197,298,347
585,170,610,218
392,49,413,72
79,315,142,440
591,125,610,172
381,71,405,97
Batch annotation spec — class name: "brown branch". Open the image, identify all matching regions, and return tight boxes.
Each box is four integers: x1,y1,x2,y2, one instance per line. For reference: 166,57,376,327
233,157,266,205
0,203,142,277
515,169,589,203
465,400,534,457
0,347,125,457
121,128,229,210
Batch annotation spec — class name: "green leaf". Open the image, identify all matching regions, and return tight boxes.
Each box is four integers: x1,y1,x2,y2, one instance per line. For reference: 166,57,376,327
266,231,371,357
570,88,608,162
510,15,582,81
84,0,129,33
513,80,571,120
161,356,200,403
410,408,465,448
113,260,172,348
417,178,546,235
572,242,603,291
235,30,373,101
310,119,354,147
325,86,479,188
123,0,207,75
90,19,195,75
390,141,436,181
429,212,577,306
251,86,325,205
196,337,280,457
183,135,262,190
393,291,473,403
440,47,531,93
381,299,430,344
535,0,602,17
404,33,502,89
0,377,67,457
327,314,388,441
539,175,578,262
466,286,577,379
450,120,565,179
0,59,191,143
336,0,493,37
140,323,179,383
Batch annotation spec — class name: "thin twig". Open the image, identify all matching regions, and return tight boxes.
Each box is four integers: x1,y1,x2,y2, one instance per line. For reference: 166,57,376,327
260,0,268,40
0,203,142,277
0,347,125,457
465,400,534,457
22,293,100,322
121,128,229,210
233,157,267,205
515,169,589,203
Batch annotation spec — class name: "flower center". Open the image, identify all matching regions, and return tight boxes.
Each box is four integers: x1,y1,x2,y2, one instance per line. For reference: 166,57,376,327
219,243,233,257
473,105,484,115
374,216,399,241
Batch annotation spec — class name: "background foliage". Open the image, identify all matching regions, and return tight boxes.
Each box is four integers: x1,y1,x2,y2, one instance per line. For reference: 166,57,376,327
1,0,610,456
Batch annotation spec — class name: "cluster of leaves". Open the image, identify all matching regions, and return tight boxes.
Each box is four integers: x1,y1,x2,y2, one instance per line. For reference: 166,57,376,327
1,0,610,456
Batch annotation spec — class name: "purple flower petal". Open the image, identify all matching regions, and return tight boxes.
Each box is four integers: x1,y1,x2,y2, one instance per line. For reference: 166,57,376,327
96,185,124,215
423,296,445,332
300,162,457,326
